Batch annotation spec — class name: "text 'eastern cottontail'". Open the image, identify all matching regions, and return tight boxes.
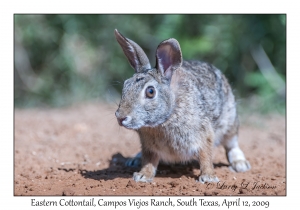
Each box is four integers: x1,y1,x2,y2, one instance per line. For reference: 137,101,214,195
114,29,250,183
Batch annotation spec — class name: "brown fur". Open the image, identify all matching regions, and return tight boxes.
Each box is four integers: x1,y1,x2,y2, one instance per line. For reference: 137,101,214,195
114,30,251,183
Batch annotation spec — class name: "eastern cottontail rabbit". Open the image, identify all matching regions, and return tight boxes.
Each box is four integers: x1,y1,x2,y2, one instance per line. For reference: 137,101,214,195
114,29,250,183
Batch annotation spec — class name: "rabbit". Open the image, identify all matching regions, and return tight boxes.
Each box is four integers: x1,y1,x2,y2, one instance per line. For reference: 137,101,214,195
114,29,250,183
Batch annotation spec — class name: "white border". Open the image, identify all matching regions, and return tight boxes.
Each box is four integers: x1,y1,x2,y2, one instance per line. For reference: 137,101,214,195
2,0,296,209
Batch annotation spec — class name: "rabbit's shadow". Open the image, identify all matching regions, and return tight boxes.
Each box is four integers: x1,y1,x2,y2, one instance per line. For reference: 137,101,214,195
80,153,229,181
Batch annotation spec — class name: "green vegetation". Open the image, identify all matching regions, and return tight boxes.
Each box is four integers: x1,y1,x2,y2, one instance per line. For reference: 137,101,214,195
14,15,285,114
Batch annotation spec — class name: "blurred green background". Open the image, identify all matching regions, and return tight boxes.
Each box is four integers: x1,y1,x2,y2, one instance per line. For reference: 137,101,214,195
14,14,286,114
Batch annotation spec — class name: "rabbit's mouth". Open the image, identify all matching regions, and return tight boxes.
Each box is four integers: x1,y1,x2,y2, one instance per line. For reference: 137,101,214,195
116,111,165,130
123,123,157,130
116,116,143,130
121,120,158,130
122,123,143,130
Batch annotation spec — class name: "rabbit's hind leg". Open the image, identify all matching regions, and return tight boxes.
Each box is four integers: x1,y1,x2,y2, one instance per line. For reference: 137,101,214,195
224,135,251,172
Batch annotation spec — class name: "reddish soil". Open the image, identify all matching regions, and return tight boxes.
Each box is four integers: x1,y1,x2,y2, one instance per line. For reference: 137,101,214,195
14,102,286,196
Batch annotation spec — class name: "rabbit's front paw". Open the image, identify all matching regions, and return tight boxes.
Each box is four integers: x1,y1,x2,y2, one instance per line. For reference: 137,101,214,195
198,174,219,184
230,160,251,172
133,172,153,182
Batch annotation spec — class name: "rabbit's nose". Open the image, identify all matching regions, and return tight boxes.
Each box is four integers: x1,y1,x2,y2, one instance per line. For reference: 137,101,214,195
117,116,131,126
117,117,126,125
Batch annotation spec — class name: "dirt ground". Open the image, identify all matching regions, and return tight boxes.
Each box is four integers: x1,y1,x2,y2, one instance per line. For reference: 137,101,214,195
14,102,286,196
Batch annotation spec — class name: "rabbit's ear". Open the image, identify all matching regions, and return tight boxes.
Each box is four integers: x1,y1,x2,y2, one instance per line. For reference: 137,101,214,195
156,38,182,81
115,29,151,73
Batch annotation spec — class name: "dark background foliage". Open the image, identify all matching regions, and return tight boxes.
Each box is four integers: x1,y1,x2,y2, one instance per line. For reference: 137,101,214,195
14,14,286,113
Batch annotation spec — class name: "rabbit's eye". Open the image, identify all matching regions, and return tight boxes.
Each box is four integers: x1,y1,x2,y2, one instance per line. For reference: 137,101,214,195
146,86,156,98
